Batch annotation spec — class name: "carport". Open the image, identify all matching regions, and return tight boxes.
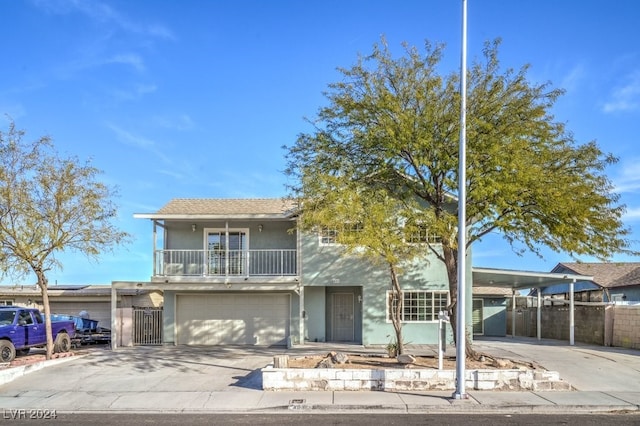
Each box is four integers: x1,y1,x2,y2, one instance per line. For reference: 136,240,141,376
472,267,593,345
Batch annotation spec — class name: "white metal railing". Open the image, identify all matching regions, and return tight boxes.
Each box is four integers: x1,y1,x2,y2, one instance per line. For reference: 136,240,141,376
154,249,297,277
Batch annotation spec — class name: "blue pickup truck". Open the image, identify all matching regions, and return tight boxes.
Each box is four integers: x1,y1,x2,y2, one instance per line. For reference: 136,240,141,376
0,306,76,362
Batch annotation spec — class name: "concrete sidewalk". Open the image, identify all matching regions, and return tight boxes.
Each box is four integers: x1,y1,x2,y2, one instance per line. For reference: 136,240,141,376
0,338,638,414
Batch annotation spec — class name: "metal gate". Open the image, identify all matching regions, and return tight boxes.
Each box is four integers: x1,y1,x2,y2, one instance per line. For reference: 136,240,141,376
133,307,163,345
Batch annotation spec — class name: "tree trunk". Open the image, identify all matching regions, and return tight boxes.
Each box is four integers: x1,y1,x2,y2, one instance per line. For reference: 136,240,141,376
35,270,53,360
442,244,478,360
388,263,404,355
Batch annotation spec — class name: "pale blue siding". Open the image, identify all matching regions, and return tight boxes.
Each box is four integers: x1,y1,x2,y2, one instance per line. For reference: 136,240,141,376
299,231,469,345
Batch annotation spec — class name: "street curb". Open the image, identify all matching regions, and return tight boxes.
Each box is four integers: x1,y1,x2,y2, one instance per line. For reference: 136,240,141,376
16,402,640,415
259,403,640,415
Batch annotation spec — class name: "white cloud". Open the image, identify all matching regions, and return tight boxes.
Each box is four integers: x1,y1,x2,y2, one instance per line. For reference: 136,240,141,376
157,169,187,180
107,124,198,181
560,64,585,92
612,159,640,223
153,114,195,131
108,54,146,72
55,52,147,80
111,83,157,102
603,70,640,113
146,24,175,41
107,123,154,149
623,206,640,221
613,159,640,194
32,0,175,40
0,104,26,121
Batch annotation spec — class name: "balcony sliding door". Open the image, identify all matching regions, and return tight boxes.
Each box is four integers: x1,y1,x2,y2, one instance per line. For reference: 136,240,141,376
206,230,247,275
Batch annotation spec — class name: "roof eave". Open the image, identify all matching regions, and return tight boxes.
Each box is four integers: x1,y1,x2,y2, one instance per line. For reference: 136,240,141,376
133,213,295,220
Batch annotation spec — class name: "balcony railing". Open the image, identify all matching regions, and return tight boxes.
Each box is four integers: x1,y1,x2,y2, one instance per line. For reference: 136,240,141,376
154,249,297,277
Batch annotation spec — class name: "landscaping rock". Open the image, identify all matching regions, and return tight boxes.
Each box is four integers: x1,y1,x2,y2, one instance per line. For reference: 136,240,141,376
332,352,349,364
492,358,514,368
397,354,416,364
316,358,334,368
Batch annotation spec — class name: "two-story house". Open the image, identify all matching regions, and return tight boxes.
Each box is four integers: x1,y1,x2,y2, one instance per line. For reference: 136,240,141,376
111,198,465,347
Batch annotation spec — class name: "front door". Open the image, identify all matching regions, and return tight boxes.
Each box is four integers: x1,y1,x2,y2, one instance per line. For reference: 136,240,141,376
332,293,354,341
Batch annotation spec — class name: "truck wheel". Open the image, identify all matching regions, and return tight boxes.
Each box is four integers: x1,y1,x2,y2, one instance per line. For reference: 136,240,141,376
0,340,16,362
54,333,71,353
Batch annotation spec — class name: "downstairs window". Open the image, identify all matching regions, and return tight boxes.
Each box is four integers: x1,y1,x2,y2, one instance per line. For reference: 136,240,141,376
387,290,449,322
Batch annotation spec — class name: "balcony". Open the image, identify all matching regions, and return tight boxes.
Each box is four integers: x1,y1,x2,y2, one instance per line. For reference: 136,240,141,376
153,249,297,278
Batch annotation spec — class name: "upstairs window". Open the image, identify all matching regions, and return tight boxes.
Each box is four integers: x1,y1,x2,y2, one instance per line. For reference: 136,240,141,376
319,227,338,245
405,223,442,244
319,223,363,246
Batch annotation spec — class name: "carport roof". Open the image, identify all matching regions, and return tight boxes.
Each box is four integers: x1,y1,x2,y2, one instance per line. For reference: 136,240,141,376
473,267,593,290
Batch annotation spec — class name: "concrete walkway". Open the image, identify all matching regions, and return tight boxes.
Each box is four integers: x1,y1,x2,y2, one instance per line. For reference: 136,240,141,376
0,337,638,414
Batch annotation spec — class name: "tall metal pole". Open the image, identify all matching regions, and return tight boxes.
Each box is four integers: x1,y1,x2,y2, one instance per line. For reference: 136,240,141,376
453,0,468,400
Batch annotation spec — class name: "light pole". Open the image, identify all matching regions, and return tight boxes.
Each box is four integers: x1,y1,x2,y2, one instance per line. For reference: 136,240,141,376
453,0,468,400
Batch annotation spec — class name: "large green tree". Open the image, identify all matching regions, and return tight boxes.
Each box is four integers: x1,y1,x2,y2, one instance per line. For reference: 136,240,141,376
285,38,632,357
0,121,130,359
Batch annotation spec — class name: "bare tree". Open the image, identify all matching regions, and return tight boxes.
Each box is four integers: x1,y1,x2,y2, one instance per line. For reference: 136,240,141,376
0,120,130,359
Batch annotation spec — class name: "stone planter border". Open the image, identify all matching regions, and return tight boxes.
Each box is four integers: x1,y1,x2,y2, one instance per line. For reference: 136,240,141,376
262,366,572,391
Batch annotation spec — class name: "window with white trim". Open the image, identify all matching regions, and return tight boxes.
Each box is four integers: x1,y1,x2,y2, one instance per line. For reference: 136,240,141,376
387,290,449,322
318,223,363,246
319,227,338,245
611,293,627,303
0,300,13,306
405,223,442,244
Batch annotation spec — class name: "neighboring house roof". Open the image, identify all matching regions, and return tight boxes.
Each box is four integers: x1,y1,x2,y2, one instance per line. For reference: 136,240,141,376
134,198,297,220
0,285,150,297
552,262,640,290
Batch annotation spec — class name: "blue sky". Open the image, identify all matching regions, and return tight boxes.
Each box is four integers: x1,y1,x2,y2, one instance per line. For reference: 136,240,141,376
1,0,639,285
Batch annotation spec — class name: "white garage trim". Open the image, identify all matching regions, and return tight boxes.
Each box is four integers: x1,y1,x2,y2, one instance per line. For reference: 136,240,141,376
176,293,290,346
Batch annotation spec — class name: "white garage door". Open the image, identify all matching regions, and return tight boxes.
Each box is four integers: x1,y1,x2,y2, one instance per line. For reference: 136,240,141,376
176,294,290,346
49,302,111,329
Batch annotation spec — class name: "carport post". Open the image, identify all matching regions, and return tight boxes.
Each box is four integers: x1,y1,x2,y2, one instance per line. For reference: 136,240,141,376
299,285,305,346
511,289,516,338
111,286,118,350
569,279,575,346
537,288,541,340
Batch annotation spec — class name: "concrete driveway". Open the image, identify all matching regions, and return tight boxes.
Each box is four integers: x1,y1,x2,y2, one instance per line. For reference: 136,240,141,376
0,345,292,412
4,345,283,393
473,337,640,392
0,338,639,413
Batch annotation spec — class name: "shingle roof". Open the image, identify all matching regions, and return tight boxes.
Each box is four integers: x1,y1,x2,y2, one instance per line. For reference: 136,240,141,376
473,286,513,296
554,262,640,289
156,198,296,216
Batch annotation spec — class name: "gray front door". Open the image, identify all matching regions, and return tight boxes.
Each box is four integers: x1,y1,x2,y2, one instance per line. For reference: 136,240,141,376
332,293,354,341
